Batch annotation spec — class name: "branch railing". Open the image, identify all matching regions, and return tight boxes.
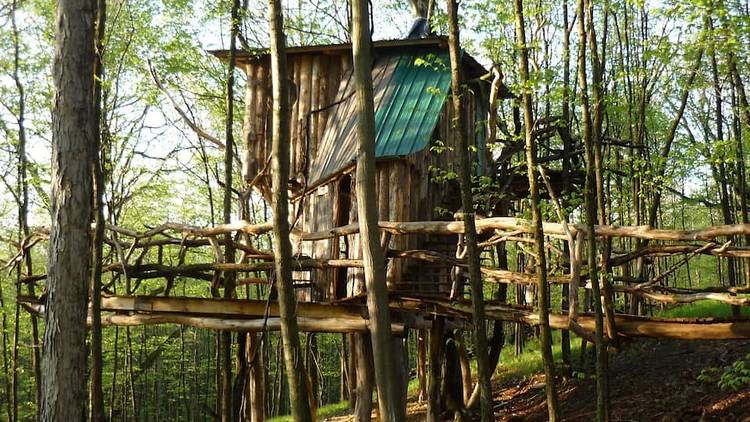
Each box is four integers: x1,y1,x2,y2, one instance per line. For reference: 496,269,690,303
5,216,750,339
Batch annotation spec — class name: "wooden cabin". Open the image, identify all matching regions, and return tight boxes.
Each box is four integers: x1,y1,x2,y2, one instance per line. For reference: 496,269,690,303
212,37,493,301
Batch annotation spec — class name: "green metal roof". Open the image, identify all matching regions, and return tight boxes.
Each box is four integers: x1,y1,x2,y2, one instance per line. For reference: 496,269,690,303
374,53,451,157
308,52,452,186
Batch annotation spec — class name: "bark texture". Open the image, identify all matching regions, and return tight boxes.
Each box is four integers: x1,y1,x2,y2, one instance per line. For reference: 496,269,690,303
446,0,493,419
350,0,405,419
89,0,107,418
267,0,314,419
221,0,240,419
42,0,96,420
576,0,609,419
514,0,560,419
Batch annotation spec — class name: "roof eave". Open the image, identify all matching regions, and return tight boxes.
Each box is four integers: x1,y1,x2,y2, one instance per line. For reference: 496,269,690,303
208,37,450,63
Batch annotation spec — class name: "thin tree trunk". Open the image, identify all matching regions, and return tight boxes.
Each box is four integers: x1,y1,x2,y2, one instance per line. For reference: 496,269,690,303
347,333,356,410
586,0,618,341
426,317,444,422
233,331,247,420
646,49,704,228
267,0,314,419
350,0,404,419
11,0,42,416
577,0,610,419
89,0,107,419
222,1,240,419
109,326,119,420
11,285,19,422
560,0,572,371
445,0,494,419
514,1,560,419
416,330,427,402
41,0,96,419
0,257,10,422
248,333,265,421
728,57,750,285
708,10,739,312
354,333,373,422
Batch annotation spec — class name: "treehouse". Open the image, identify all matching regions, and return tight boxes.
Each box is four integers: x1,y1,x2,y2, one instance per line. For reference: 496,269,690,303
212,37,506,300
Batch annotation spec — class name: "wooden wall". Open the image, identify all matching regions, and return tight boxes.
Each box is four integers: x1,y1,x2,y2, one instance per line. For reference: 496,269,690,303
241,53,351,196
240,50,487,300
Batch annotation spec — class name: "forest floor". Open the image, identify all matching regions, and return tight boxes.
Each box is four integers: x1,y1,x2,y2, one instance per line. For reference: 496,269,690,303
328,338,750,421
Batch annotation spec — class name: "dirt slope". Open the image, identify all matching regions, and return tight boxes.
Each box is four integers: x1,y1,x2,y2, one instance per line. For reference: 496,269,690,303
330,339,750,421
496,339,750,421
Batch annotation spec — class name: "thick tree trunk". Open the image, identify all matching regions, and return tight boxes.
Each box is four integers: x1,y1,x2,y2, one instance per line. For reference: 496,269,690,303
41,0,96,419
267,0,314,420
446,0,494,419
350,0,405,419
514,1,560,420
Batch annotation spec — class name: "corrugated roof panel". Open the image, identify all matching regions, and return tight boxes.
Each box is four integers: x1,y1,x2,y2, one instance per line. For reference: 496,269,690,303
308,52,451,187
308,56,401,185
374,53,451,157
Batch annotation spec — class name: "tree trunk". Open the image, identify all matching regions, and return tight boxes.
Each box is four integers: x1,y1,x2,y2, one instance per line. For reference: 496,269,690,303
416,329,427,402
11,0,42,417
41,0,96,419
222,0,241,419
89,0,107,419
354,333,373,422
446,0,494,419
267,0,314,419
514,1,560,420
707,10,739,312
248,333,266,421
350,0,405,419
586,0,617,341
560,0,572,372
427,317,444,422
576,0,610,419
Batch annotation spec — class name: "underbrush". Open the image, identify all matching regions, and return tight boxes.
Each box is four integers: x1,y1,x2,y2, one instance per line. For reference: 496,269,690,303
656,299,750,318
697,352,750,392
659,301,750,393
495,330,583,381
269,329,584,420
268,400,351,422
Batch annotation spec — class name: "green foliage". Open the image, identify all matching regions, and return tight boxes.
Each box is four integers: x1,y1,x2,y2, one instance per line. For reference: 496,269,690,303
657,300,750,319
697,353,750,392
268,400,351,422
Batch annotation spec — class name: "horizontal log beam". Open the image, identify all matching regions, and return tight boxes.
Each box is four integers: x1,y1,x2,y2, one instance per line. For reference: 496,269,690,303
613,286,750,307
480,268,569,285
21,297,408,333
485,305,750,340
409,297,750,340
610,244,750,266
106,236,273,257
105,221,273,238
98,314,407,333
302,217,750,242
99,295,364,319
18,294,750,339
